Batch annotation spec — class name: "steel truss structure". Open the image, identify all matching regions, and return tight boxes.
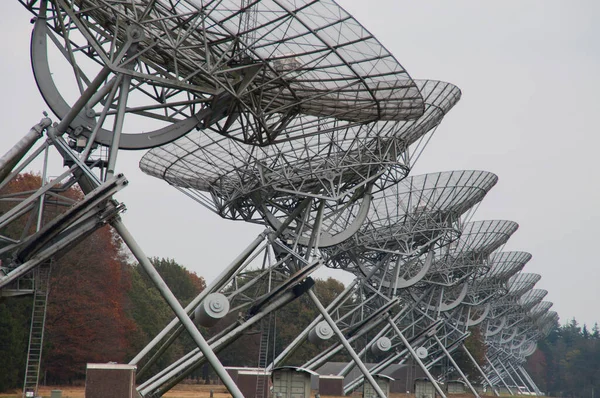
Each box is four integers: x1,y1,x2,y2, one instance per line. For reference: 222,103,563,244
270,171,503,396
2,0,557,397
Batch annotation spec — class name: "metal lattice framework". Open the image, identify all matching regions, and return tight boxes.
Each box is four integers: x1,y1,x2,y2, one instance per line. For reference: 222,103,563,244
21,0,427,149
5,1,436,397
412,220,519,289
519,289,549,312
269,170,497,394
365,221,520,394
484,273,543,337
325,170,497,273
290,213,521,396
462,251,532,307
0,1,561,397
484,302,557,369
139,79,460,248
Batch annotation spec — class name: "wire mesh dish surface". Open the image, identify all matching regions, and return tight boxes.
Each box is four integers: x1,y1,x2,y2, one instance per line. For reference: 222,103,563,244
24,0,434,146
323,170,497,275
140,80,460,246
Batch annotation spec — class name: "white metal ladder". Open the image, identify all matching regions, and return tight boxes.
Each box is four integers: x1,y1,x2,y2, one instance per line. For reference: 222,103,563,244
22,263,52,398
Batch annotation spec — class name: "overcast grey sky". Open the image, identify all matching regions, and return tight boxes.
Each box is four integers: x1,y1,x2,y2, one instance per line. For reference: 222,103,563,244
1,1,599,327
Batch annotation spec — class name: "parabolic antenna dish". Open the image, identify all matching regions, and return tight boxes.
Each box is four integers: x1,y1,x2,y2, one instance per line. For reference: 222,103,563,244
502,297,550,331
538,311,559,336
486,273,541,322
360,170,496,252
446,220,519,262
23,0,427,148
519,289,548,311
140,80,460,206
420,220,519,285
140,80,460,246
506,272,541,297
528,301,553,321
485,251,531,281
323,170,497,288
463,251,532,304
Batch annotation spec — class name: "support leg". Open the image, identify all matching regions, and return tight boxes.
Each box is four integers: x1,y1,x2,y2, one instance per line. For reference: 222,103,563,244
498,360,519,390
111,219,244,398
0,118,51,183
268,279,358,370
486,357,513,396
518,365,541,395
387,318,447,398
433,336,479,397
509,362,530,393
307,289,388,398
461,345,498,397
129,232,267,368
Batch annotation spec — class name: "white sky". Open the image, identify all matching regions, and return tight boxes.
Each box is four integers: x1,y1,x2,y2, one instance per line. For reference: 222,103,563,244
1,1,599,327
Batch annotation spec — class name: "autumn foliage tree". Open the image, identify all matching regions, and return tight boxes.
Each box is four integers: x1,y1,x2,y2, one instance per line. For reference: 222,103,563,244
270,277,347,366
43,225,135,383
450,325,487,381
0,173,354,390
0,173,132,386
127,257,206,378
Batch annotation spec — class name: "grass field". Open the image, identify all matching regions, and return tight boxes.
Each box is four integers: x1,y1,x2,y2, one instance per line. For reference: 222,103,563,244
1,384,232,398
0,384,536,398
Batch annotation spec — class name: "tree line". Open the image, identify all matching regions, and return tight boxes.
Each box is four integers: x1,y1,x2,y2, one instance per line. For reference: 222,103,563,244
525,318,600,397
0,237,346,391
2,174,598,395
0,173,349,391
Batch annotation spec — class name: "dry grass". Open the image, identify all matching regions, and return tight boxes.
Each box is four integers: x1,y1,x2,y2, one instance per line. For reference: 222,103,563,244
0,386,541,398
0,384,232,398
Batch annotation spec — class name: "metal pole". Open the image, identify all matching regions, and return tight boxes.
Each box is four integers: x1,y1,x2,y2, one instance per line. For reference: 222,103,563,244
498,360,520,390
106,72,132,179
0,142,48,193
141,289,301,396
276,257,404,371
80,75,122,161
307,289,388,398
0,207,111,288
433,336,480,397
345,323,439,393
509,362,530,393
486,356,513,395
387,317,447,398
0,166,76,230
268,278,359,370
461,345,498,397
337,303,409,377
0,118,51,184
343,349,409,394
518,365,541,395
307,310,392,373
36,146,50,231
129,231,267,366
51,67,112,136
111,219,244,398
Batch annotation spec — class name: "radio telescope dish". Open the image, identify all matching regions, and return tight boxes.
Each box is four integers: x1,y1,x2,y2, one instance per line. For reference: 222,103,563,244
462,251,532,305
22,0,427,148
140,80,461,246
323,170,497,288
519,289,548,311
506,272,542,297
